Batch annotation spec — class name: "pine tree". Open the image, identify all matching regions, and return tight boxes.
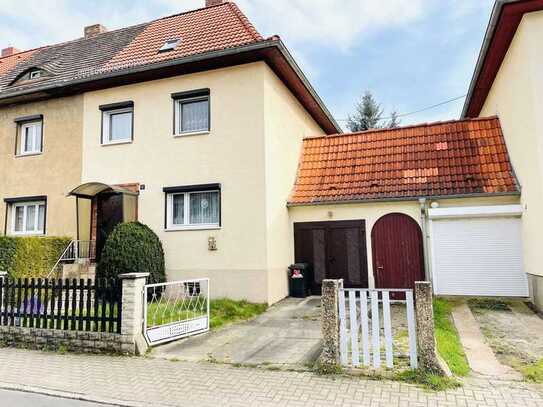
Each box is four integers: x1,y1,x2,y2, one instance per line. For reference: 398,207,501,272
347,91,401,131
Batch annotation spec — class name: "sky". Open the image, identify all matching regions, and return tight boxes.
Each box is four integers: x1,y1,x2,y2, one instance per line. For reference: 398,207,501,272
0,0,495,130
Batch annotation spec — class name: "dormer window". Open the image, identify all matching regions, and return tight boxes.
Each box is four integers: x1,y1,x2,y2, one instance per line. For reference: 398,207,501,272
29,69,42,80
159,39,180,53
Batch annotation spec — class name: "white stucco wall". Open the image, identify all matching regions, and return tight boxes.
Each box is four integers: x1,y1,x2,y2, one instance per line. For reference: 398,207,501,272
479,11,543,303
262,65,325,304
82,63,270,303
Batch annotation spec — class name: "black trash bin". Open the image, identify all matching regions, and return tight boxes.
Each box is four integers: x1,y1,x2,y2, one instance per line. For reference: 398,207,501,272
287,263,312,298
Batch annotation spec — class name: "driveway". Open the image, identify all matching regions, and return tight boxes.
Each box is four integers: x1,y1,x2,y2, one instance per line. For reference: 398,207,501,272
152,296,322,367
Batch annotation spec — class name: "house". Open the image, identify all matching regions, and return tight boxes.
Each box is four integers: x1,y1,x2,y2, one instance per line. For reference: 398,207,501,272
0,0,339,304
288,117,528,298
0,0,533,306
462,0,543,309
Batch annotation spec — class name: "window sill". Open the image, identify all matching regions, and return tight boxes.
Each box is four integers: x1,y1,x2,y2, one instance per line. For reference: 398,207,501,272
15,152,42,158
174,130,210,138
165,225,221,232
101,139,133,147
10,232,45,236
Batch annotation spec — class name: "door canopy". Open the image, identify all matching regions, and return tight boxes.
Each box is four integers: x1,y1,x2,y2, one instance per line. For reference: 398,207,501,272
69,182,138,199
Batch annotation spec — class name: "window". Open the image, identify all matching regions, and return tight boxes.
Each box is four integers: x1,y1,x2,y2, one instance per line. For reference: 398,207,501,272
29,70,42,80
15,117,43,156
164,185,220,230
10,201,46,235
172,89,210,135
100,101,134,145
159,38,180,52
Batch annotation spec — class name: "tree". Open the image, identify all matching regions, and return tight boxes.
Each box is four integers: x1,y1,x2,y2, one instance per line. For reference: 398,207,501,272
347,91,400,132
96,222,166,284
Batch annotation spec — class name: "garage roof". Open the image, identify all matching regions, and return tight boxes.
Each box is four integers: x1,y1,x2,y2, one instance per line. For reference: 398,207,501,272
289,116,520,205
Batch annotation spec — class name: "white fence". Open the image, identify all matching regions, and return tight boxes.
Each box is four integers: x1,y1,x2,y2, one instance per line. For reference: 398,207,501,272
143,278,210,346
338,288,417,369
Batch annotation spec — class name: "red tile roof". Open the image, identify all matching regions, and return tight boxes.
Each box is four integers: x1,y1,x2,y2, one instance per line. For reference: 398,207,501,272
289,117,519,205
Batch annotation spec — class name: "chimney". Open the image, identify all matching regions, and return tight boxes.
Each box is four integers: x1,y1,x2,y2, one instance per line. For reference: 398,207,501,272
84,24,107,38
1,47,20,57
205,0,224,7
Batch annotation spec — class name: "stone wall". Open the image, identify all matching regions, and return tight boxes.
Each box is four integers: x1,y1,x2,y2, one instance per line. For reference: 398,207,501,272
0,326,131,354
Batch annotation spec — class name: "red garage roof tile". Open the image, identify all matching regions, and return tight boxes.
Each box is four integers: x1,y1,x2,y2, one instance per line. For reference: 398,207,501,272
289,116,519,205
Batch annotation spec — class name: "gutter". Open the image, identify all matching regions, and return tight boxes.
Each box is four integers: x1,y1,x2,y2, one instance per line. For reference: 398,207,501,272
286,191,521,207
461,0,517,118
0,39,342,134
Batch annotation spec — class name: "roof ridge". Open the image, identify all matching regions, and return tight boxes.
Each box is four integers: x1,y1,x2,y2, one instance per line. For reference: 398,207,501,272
304,115,500,141
155,1,231,21
227,2,264,41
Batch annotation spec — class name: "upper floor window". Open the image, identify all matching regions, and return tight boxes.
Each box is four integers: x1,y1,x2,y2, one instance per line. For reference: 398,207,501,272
99,101,134,145
29,69,42,80
14,115,43,156
5,198,46,236
159,38,180,53
172,89,210,136
163,184,220,230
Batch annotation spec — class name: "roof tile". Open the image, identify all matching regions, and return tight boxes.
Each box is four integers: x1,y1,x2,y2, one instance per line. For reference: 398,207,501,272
289,117,519,204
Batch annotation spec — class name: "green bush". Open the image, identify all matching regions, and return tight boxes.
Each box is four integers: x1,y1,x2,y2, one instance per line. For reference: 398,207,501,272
0,236,71,279
96,222,165,284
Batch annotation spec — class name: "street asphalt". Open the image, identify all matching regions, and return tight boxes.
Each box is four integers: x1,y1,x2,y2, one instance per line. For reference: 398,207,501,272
0,389,107,407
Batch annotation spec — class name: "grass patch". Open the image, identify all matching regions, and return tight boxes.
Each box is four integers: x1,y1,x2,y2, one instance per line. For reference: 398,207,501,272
521,359,543,383
394,369,461,391
210,299,267,329
433,298,470,376
468,298,511,312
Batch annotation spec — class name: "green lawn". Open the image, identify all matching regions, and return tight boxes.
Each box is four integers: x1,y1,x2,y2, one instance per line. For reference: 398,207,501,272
433,298,470,376
146,298,267,330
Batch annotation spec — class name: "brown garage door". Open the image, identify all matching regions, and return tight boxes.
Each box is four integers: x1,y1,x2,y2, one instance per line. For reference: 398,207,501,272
294,220,368,294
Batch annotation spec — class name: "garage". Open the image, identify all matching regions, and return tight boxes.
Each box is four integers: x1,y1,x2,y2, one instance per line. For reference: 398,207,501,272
429,205,529,297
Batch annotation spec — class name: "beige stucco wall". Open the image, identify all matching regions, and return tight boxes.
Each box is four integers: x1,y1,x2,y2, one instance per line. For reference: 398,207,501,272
82,62,325,304
288,195,520,288
480,11,543,291
0,96,83,237
262,65,326,304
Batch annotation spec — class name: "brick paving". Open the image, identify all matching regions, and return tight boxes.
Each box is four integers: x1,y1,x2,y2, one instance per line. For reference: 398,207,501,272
0,348,542,406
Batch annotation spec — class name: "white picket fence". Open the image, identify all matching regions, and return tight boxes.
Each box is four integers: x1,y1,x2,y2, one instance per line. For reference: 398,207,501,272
338,288,417,369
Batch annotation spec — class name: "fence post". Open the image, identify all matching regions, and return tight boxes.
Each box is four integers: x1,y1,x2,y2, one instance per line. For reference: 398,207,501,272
119,273,149,355
0,271,7,283
320,279,342,372
415,281,447,375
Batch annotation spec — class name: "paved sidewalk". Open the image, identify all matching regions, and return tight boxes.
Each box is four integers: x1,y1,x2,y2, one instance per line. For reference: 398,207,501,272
0,348,542,407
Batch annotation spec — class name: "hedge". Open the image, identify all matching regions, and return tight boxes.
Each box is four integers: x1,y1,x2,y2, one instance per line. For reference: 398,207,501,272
96,222,165,284
0,236,71,279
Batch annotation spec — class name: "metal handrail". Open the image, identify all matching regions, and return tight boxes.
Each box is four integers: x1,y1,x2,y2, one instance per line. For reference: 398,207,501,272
46,240,97,279
47,240,74,279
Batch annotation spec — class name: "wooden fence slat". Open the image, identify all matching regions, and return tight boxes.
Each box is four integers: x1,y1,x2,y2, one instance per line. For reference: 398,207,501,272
359,290,370,366
406,290,418,369
43,279,49,329
16,279,22,327
382,291,394,368
107,279,114,333
8,279,15,327
370,291,381,369
29,278,35,328
36,279,43,329
77,279,84,331
85,279,92,331
338,289,348,366
70,279,77,331
57,279,64,330
21,278,29,328
94,279,100,332
0,278,5,326
63,279,70,330
348,290,360,367
100,279,107,332
50,279,56,330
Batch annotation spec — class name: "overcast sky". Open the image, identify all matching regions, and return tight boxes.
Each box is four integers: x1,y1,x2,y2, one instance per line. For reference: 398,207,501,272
0,0,495,129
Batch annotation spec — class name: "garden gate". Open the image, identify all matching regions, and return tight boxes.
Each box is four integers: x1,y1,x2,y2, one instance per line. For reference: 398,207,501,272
338,287,418,369
143,278,210,346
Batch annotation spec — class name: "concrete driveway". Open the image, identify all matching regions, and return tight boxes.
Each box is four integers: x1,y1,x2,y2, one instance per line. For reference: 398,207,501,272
152,296,322,368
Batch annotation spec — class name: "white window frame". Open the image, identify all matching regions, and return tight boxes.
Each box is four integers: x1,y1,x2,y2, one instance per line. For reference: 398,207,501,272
29,70,42,80
11,201,46,236
101,107,133,145
18,120,43,156
174,95,210,137
166,190,220,231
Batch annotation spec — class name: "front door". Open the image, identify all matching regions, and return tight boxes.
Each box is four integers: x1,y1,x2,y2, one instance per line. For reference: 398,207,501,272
294,220,368,294
371,213,425,298
96,193,124,261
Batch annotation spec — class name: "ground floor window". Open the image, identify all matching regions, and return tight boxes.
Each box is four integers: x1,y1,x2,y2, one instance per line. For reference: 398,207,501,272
164,184,220,230
10,200,46,235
